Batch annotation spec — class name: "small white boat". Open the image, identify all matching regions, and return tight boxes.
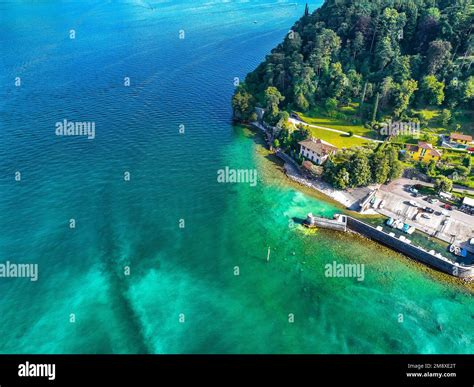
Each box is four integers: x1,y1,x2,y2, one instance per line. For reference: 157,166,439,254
449,244,462,256
407,226,416,235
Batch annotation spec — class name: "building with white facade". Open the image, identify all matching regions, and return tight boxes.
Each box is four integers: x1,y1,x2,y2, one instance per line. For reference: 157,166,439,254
299,138,338,165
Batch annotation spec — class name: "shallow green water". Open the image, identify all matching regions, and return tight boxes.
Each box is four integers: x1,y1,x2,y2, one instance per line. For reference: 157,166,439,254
0,1,472,354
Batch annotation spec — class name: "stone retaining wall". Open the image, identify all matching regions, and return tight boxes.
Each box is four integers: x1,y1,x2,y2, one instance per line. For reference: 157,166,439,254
346,216,474,278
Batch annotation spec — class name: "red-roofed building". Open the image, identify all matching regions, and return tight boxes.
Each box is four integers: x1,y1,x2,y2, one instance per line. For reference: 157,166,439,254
449,133,473,145
299,138,338,165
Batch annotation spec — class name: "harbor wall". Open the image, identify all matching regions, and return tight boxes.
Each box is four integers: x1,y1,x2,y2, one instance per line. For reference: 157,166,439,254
313,218,347,232
346,216,474,279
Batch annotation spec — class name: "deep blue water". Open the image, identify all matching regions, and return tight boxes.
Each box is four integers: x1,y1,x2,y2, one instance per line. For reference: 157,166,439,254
1,1,473,354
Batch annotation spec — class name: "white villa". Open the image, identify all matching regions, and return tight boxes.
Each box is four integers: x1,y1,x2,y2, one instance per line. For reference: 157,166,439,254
299,137,338,165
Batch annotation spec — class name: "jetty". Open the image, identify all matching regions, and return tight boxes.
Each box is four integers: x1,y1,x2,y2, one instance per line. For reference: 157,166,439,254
303,213,347,232
303,213,474,279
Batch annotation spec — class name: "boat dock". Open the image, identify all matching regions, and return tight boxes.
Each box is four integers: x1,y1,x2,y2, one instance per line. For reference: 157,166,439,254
303,213,474,279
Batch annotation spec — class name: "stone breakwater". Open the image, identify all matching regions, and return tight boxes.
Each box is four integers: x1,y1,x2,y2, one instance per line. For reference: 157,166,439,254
346,216,474,279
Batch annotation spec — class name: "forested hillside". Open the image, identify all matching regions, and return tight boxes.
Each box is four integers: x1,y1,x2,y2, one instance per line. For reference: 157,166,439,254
232,0,473,128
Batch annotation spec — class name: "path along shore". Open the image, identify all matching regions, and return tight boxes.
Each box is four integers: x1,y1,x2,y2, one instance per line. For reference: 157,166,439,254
251,120,378,212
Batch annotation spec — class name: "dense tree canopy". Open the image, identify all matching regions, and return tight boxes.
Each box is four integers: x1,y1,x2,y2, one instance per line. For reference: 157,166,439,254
323,144,403,188
233,0,474,122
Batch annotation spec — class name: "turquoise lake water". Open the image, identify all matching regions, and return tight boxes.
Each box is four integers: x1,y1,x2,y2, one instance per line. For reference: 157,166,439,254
0,0,473,354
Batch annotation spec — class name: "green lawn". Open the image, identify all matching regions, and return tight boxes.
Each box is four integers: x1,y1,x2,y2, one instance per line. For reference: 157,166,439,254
305,125,370,148
441,148,471,162
455,176,474,189
296,105,375,139
412,107,474,137
295,104,474,147
417,108,439,121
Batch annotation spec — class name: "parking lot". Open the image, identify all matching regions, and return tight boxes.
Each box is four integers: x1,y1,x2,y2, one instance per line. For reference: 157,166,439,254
376,178,474,246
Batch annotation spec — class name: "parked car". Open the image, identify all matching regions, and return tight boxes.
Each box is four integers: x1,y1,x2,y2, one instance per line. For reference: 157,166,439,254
421,213,431,219
423,207,434,214
429,198,438,204
443,204,453,211
409,187,419,194
409,200,419,207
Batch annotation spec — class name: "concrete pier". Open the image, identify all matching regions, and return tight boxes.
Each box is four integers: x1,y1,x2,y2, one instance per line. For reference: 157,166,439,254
345,216,474,279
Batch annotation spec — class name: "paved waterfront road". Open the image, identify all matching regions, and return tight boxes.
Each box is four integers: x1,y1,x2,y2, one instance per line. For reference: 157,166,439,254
402,177,474,196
